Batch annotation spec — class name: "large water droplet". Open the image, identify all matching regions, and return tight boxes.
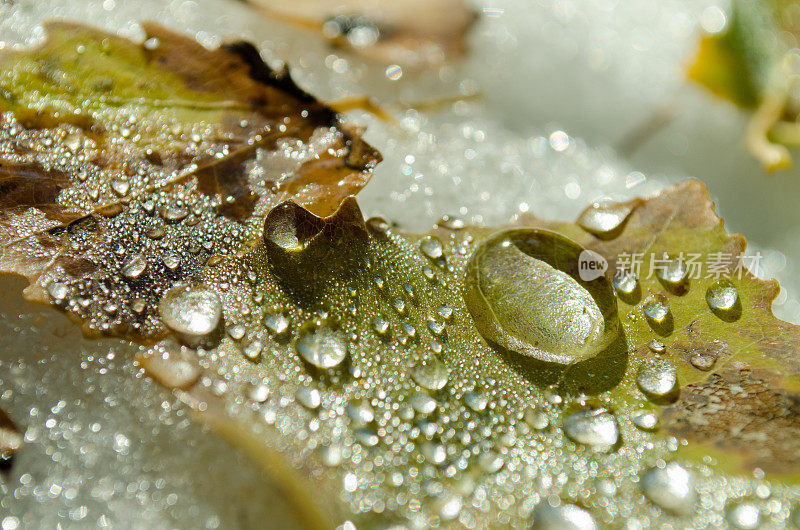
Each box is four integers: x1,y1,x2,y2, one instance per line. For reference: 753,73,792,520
562,407,620,450
464,229,620,365
532,499,598,530
577,200,637,240
121,254,147,279
295,324,348,369
706,278,741,321
656,254,690,294
420,236,444,259
158,285,222,346
632,411,659,431
641,462,697,516
636,359,678,402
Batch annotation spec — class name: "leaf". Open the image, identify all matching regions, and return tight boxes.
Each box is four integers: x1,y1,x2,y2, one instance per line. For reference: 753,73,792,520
0,22,380,339
244,0,477,68
132,181,800,526
686,0,800,170
5,22,800,530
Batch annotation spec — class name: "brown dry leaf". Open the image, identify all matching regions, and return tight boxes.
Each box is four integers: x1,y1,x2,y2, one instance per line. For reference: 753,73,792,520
246,0,477,67
0,21,380,339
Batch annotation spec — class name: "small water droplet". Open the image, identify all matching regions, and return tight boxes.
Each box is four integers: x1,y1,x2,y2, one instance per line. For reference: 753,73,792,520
121,254,147,279
47,281,68,301
612,270,640,303
411,358,449,390
158,285,222,346
111,179,130,197
354,426,379,447
656,254,690,294
636,359,678,402
426,319,445,336
577,200,637,240
371,317,390,336
295,324,348,369
562,407,619,449
228,324,245,340
295,386,321,409
434,493,463,521
421,441,447,464
524,407,550,430
264,313,290,335
643,296,673,335
464,229,620,365
159,205,189,222
532,500,598,530
243,340,262,362
244,382,269,403
409,392,437,415
420,236,444,259
437,215,466,230
632,411,659,431
437,305,453,320
641,462,697,516
346,399,375,425
726,502,761,530
648,339,666,354
689,352,716,371
477,450,504,473
162,254,181,270
464,391,488,412
706,278,741,320
317,444,342,466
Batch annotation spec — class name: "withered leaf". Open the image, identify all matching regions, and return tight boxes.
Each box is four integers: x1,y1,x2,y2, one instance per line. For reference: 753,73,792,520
126,181,800,527
0,22,380,339
246,0,477,68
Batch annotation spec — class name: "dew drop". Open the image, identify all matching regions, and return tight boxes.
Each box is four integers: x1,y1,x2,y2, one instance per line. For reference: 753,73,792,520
656,254,690,294
243,341,262,362
158,285,222,346
632,411,659,431
643,296,673,335
648,339,666,354
162,254,181,270
641,462,697,516
409,392,437,415
524,407,550,430
371,317,390,336
434,494,463,521
477,450,504,473
726,502,761,530
464,229,620,364
562,407,619,449
354,426,379,447
420,236,444,259
47,281,68,301
411,358,449,390
464,391,488,412
706,278,741,320
532,500,598,530
159,205,189,222
264,313,290,335
612,270,639,302
244,382,270,403
295,324,348,369
636,359,678,402
121,254,147,279
421,441,447,464
295,386,321,409
576,200,637,240
437,215,466,230
345,399,375,425
110,178,130,197
689,352,716,371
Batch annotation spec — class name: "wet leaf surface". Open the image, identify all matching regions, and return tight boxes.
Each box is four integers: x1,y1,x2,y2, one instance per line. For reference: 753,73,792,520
3,22,800,530
0,22,380,339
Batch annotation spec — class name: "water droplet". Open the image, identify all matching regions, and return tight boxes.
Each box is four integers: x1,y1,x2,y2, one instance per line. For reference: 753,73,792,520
162,254,181,270
648,339,666,354
632,411,659,431
437,305,454,320
524,407,550,430
612,270,640,304
706,279,741,320
726,502,761,529
477,450,504,473
121,254,147,279
421,441,447,464
464,391,488,412
158,285,222,346
371,317,390,336
656,254,690,294
434,493,463,521
159,205,189,222
426,319,445,336
464,229,620,364
47,281,68,301
317,444,342,466
420,236,444,259
412,358,449,390
243,341,262,362
641,462,697,516
577,200,637,240
354,426,379,447
264,313,290,335
244,382,269,403
636,359,678,402
409,392,437,415
295,324,348,369
690,352,716,371
345,399,375,425
437,215,465,230
295,386,321,409
562,407,619,449
111,179,130,196
139,347,201,390
643,296,673,335
228,324,245,340
532,500,598,530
